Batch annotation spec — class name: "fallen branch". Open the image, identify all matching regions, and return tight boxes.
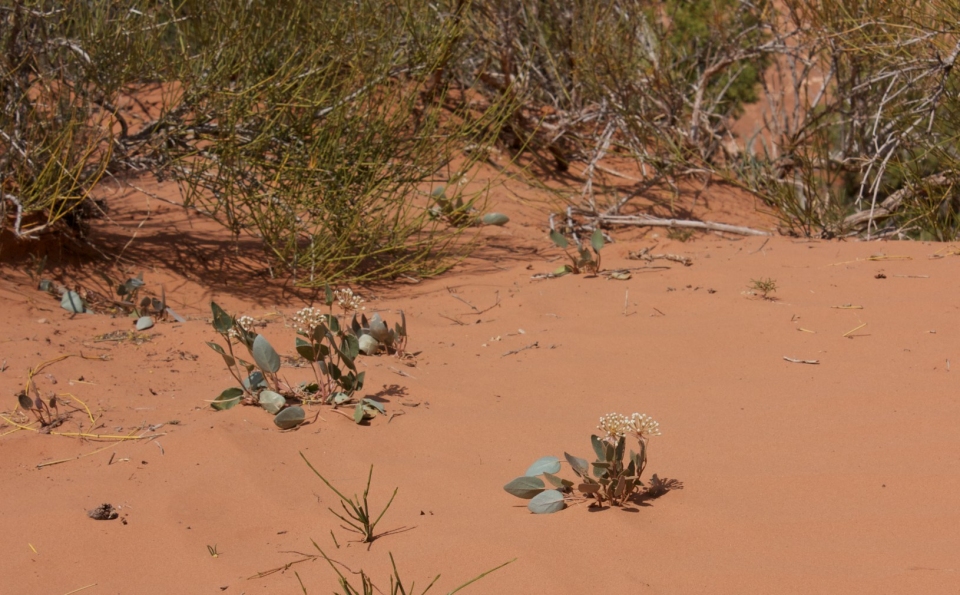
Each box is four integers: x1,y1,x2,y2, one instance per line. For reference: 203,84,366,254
569,207,771,237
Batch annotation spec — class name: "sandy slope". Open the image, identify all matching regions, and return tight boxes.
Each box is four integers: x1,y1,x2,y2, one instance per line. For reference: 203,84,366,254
2,182,959,594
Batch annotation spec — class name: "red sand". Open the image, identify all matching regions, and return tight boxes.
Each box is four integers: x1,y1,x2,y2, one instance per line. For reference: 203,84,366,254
2,177,959,594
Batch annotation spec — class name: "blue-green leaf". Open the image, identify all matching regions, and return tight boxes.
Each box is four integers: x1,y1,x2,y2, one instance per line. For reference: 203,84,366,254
503,476,545,499
549,230,568,249
295,337,316,361
564,452,590,478
528,490,565,514
60,291,86,314
482,212,509,226
524,456,561,477
362,398,385,414
591,435,605,460
590,228,604,253
211,387,243,411
242,371,267,391
274,406,305,429
211,302,233,333
252,334,281,373
258,390,285,414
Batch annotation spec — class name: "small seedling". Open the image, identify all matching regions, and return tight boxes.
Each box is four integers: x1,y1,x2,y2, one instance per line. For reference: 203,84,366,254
750,277,778,299
428,185,509,229
16,391,61,427
207,545,220,558
667,227,695,242
301,453,397,543
504,412,661,514
350,310,409,358
548,228,605,276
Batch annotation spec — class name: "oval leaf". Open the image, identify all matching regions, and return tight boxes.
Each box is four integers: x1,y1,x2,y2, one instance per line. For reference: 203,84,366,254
577,483,601,494
17,393,33,410
591,435,605,460
368,314,390,343
358,334,379,356
528,490,565,514
135,316,154,331
242,371,266,391
503,476,545,499
524,456,561,477
564,452,590,478
543,472,574,489
361,398,385,414
342,334,360,360
332,392,352,405
549,230,568,249
211,302,233,333
252,334,281,373
258,390,286,414
590,228,605,252
211,387,243,411
482,212,510,226
60,290,86,314
353,401,366,424
274,406,305,429
295,337,317,361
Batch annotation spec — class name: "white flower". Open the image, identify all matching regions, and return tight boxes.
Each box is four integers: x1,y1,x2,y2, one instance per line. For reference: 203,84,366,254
292,307,326,335
334,288,364,313
227,315,258,339
598,412,660,443
627,413,661,440
598,412,629,440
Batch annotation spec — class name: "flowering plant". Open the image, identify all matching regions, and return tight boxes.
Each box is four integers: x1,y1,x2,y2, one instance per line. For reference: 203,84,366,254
204,285,404,428
503,412,661,514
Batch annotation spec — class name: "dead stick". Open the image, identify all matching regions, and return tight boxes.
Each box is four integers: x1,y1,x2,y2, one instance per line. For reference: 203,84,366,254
783,356,819,364
574,209,771,237
502,342,539,357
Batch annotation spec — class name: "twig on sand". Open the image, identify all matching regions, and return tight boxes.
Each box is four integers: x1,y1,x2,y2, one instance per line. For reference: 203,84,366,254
439,313,467,326
60,584,98,595
842,323,867,337
502,342,539,357
783,356,819,365
446,287,500,314
388,366,417,379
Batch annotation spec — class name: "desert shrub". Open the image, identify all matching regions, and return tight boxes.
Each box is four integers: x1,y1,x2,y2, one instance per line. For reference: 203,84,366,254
10,0,960,258
735,0,960,238
453,0,770,183
1,0,513,284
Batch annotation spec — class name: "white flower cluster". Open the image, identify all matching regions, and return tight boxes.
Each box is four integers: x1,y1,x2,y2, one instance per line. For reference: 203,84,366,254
334,288,364,312
228,315,258,339
626,413,661,440
598,412,661,442
237,315,256,332
292,307,326,335
598,413,630,439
